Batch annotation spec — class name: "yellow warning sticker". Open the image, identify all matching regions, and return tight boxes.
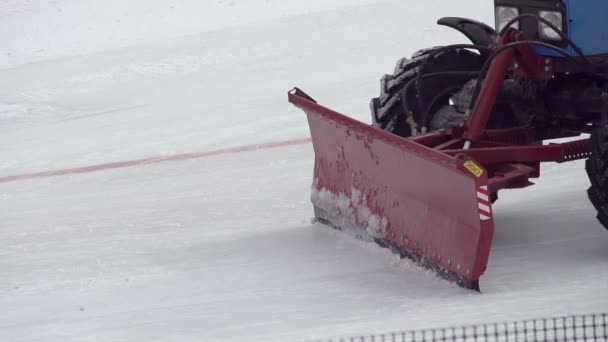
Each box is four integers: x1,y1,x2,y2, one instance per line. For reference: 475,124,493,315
463,160,484,178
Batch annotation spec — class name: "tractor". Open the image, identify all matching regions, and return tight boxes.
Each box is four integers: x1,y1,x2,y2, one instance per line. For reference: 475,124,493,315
288,0,608,290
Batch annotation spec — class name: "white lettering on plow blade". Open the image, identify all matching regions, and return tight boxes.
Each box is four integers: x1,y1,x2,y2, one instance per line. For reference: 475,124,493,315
477,185,492,221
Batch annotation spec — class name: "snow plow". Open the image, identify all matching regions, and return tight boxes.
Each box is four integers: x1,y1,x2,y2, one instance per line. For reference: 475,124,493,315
289,0,608,291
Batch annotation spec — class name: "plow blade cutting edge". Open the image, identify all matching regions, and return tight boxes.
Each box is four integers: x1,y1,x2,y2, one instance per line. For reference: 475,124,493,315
289,88,494,291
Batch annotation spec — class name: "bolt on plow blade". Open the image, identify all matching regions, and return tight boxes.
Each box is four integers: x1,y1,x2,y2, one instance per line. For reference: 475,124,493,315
289,88,494,291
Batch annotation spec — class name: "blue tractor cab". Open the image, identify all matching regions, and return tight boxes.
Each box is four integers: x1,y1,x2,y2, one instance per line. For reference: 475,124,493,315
494,0,608,57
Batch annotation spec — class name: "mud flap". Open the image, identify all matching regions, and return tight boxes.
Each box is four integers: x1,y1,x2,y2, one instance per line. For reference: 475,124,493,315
289,88,494,291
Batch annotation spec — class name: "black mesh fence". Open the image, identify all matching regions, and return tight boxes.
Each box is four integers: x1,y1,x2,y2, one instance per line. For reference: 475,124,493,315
310,313,607,342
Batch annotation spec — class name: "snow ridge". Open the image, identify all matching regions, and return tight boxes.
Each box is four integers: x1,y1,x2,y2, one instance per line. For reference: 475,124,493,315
311,179,388,240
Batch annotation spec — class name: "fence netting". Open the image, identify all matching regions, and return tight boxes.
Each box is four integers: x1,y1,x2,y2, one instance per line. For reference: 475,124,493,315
310,313,607,342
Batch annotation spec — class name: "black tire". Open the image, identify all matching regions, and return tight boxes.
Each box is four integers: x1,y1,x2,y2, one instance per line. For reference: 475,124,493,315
369,47,524,138
370,47,484,138
586,127,608,231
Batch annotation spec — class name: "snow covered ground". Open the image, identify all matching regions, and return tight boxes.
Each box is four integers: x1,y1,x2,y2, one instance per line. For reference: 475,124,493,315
1,1,607,341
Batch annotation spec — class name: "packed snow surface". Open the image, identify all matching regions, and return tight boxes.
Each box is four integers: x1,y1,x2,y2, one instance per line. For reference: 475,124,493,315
1,1,607,341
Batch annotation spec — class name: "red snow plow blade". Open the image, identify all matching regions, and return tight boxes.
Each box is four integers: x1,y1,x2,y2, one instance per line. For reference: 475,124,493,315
289,84,590,290
289,88,494,290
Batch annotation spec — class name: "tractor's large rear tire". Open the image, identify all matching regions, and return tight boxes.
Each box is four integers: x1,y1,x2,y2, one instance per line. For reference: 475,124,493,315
586,127,608,231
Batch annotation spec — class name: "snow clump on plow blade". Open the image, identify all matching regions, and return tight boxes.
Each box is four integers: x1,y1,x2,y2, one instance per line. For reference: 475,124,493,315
288,88,495,291
311,181,389,241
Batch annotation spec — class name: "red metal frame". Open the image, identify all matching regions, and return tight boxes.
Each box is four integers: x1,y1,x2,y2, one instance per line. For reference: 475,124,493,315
465,29,553,143
414,27,591,194
464,31,517,143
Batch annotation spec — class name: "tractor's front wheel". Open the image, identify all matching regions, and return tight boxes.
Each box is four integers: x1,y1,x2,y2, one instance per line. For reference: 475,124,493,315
586,127,608,231
369,47,525,138
369,47,483,138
